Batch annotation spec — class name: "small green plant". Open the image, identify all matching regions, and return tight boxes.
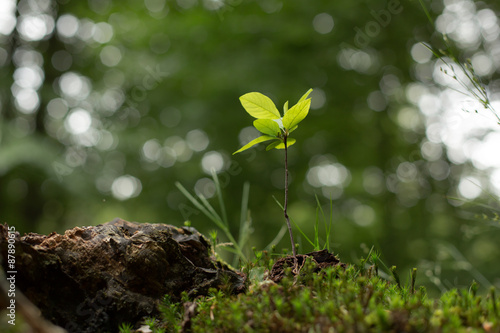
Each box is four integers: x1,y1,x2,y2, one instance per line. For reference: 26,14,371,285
118,322,134,333
159,294,183,332
143,317,157,329
233,88,313,269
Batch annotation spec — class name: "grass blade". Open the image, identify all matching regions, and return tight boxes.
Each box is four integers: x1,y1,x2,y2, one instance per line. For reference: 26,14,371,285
175,182,217,222
417,0,434,24
198,195,225,230
211,170,228,227
238,182,251,247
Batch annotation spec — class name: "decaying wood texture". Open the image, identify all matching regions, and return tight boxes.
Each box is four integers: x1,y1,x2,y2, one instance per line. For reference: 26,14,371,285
0,218,245,333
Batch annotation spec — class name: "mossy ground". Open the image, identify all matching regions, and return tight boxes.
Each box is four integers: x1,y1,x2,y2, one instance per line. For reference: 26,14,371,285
1,250,499,333
121,251,500,333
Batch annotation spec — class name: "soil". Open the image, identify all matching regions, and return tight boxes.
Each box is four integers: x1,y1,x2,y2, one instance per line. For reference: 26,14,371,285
269,249,347,283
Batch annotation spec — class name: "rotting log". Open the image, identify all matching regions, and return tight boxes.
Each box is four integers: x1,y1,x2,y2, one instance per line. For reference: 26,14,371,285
0,218,245,333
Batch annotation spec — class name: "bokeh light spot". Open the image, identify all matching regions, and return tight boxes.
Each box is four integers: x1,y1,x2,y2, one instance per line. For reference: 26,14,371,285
17,14,54,41
145,0,166,13
165,136,192,162
93,22,114,43
352,204,376,227
201,151,224,174
421,141,443,161
111,175,142,200
194,177,216,199
158,147,176,168
56,14,79,38
411,43,433,64
0,0,16,35
396,162,418,182
77,19,95,41
14,66,44,89
337,48,374,74
142,139,161,162
46,98,68,119
310,88,326,110
100,45,122,67
59,72,92,100
65,108,92,134
306,156,351,197
14,89,39,114
313,13,334,34
367,91,386,111
186,129,209,152
458,176,481,199
470,52,494,76
238,126,259,146
397,107,421,131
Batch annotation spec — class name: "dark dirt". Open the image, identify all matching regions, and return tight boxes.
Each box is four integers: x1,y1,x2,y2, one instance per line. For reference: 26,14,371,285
269,249,346,283
0,218,246,333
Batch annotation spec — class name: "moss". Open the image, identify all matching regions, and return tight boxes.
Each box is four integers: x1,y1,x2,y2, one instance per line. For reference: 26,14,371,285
3,251,498,333
147,254,500,333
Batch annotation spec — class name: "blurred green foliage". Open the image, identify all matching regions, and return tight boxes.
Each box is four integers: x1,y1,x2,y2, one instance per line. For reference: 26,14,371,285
1,0,500,294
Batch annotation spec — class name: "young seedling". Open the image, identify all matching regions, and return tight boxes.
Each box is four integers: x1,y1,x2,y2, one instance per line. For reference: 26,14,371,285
233,88,313,271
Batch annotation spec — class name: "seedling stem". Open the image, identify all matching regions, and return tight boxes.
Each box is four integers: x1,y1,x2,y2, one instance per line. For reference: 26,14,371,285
283,135,298,270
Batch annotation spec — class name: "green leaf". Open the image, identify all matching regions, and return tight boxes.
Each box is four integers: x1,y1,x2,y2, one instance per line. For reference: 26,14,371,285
298,88,313,103
266,140,282,151
288,125,298,133
282,99,311,130
233,135,276,155
253,119,280,136
239,92,281,119
273,137,296,149
283,100,289,114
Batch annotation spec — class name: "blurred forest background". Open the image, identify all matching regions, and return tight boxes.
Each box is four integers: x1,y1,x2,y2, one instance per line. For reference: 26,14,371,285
1,0,500,294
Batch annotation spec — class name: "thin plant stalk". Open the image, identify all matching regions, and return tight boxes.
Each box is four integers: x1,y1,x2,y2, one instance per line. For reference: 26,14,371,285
283,135,298,271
